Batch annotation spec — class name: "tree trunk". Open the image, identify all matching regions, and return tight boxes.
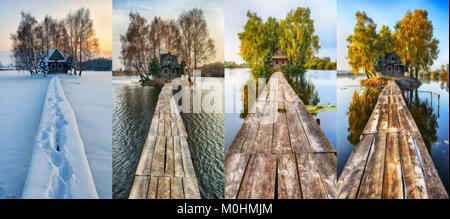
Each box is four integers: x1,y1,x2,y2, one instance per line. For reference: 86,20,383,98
79,44,82,76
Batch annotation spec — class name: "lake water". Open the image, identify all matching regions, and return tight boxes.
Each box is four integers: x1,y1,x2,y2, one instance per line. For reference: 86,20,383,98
112,76,224,199
225,68,337,151
337,75,449,193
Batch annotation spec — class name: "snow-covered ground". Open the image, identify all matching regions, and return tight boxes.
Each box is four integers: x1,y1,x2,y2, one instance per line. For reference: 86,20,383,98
0,71,112,199
60,72,112,199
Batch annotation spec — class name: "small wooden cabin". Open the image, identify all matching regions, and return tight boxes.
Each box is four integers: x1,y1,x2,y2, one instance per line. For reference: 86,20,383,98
46,48,70,74
383,52,404,76
272,48,288,69
160,53,181,79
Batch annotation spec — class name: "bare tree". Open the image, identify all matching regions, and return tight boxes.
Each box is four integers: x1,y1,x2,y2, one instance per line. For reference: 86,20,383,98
148,16,165,59
10,12,39,75
66,10,81,74
162,19,183,57
120,12,151,81
178,10,194,71
76,8,99,76
190,8,215,70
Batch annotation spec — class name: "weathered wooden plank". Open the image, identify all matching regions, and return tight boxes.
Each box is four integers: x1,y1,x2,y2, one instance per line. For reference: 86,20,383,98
135,136,157,176
272,111,291,154
238,153,277,199
180,137,196,178
174,137,184,177
296,153,327,199
150,136,166,176
285,101,311,153
147,176,158,199
337,135,374,199
158,120,165,136
157,177,171,199
171,177,184,199
412,131,449,199
277,154,301,199
376,104,389,133
165,119,172,137
165,137,175,176
148,118,159,137
399,131,428,199
224,153,251,199
171,121,179,136
362,104,380,135
357,133,387,199
183,177,201,199
382,133,403,199
314,153,337,199
226,118,251,153
129,176,150,199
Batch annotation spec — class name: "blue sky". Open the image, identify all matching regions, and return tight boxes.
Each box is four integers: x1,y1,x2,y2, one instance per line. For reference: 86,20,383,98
225,0,337,64
338,0,449,71
112,0,224,70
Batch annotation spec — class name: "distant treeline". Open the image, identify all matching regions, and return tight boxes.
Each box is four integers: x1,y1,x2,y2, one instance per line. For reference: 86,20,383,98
79,58,112,71
305,57,336,70
198,62,224,77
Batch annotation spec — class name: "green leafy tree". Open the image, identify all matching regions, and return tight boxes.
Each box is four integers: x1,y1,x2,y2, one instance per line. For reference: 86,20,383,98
376,25,394,54
372,53,384,75
279,7,320,67
148,57,161,78
347,11,378,78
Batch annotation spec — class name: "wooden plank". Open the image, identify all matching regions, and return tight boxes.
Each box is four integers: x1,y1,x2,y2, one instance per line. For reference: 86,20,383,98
171,121,179,136
357,133,387,199
285,101,311,153
165,137,175,176
135,136,156,176
224,153,251,199
362,104,380,134
173,137,184,177
376,104,389,133
177,119,188,137
296,153,327,199
314,153,337,199
238,153,277,199
148,118,159,137
412,131,449,199
337,135,374,199
183,177,201,199
180,137,196,178
129,176,150,199
399,131,428,199
272,111,291,154
171,177,184,199
165,119,172,137
147,176,158,199
277,154,301,199
157,177,171,199
226,118,250,153
150,136,166,176
388,103,400,131
158,120,165,136
382,133,403,199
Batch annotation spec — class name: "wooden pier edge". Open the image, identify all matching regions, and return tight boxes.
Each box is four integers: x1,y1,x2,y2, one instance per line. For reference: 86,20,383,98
225,72,337,199
337,80,448,199
129,84,201,199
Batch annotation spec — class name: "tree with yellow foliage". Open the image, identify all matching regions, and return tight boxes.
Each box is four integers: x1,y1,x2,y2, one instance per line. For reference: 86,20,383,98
346,11,378,78
394,9,439,79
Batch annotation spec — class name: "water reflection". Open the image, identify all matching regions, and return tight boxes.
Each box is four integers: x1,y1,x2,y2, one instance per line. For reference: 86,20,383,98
239,71,321,119
346,88,379,146
403,89,438,153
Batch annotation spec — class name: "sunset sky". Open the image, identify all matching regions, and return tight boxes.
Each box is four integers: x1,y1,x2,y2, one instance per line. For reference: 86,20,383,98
0,0,112,65
338,0,449,71
112,0,224,70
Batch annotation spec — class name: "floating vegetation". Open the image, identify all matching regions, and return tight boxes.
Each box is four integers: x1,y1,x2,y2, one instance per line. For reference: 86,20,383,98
306,103,337,114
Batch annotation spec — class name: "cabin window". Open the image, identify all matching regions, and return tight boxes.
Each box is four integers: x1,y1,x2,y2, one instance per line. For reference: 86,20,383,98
387,66,392,72
275,60,279,64
164,68,168,74
51,64,56,70
171,68,176,74
58,63,62,69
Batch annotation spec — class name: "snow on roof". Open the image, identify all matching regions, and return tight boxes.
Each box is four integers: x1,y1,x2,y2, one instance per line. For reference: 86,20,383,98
48,48,66,60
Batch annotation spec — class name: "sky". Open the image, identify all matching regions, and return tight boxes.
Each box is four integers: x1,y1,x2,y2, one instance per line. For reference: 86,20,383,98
112,0,224,70
338,0,449,71
225,0,337,64
0,0,112,66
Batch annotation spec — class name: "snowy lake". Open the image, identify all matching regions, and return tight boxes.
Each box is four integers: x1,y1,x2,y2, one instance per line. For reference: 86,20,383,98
0,70,112,199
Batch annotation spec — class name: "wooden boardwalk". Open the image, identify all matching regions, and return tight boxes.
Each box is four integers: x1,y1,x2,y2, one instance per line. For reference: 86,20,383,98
129,84,201,199
225,72,336,199
337,81,448,199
